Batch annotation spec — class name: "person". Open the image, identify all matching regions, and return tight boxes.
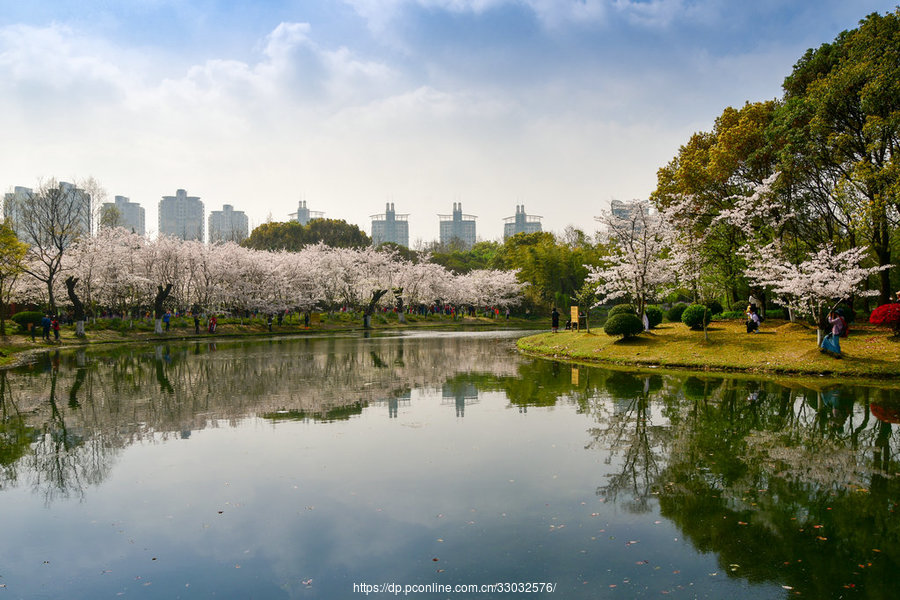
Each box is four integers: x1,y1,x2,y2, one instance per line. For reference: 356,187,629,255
52,316,60,341
820,309,847,358
41,314,51,341
208,314,217,334
505,308,510,320
163,310,171,332
746,305,760,333
194,313,200,334
29,321,36,342
551,307,560,333
267,314,273,331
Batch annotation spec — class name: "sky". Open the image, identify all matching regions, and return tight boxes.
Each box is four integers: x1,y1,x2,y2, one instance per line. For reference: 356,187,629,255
1,0,897,245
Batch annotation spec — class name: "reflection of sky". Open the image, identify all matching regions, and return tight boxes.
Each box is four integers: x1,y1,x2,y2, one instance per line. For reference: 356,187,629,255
1,379,780,599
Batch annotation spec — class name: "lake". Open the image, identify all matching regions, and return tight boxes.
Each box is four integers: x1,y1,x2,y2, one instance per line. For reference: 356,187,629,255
1,330,898,598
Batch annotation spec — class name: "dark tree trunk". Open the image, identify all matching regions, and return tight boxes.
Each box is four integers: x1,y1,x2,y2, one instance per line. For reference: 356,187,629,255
65,276,86,336
364,289,388,329
153,284,173,334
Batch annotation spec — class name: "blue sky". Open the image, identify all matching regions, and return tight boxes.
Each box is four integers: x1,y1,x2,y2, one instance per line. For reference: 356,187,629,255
1,0,897,243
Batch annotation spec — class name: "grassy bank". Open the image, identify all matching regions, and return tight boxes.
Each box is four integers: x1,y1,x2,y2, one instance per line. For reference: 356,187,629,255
0,313,538,368
517,319,900,378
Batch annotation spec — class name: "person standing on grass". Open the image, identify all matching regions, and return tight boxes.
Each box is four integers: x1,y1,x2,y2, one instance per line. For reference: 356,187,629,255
820,309,847,358
551,307,560,333
52,316,60,341
41,314,51,341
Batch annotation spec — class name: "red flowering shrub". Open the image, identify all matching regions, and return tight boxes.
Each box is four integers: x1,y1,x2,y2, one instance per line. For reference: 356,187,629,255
869,303,900,334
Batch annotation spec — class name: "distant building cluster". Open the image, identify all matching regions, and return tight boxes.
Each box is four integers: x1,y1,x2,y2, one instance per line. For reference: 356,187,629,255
3,181,560,249
4,182,92,245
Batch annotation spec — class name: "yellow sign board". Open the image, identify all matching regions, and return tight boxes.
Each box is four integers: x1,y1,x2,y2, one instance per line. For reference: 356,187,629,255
570,306,579,330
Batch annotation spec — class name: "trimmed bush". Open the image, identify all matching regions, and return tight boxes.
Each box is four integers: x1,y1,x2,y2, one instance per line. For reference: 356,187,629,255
667,303,688,323
644,305,663,329
704,300,723,316
681,304,712,329
11,311,43,332
604,313,644,339
608,304,636,317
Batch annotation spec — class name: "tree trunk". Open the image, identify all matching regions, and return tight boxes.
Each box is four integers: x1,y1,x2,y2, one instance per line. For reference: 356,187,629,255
363,289,388,329
65,276,87,337
153,284,173,335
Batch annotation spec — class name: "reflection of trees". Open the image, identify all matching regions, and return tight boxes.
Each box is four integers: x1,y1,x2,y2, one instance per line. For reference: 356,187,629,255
654,379,900,598
0,371,33,490
583,373,669,513
0,334,529,497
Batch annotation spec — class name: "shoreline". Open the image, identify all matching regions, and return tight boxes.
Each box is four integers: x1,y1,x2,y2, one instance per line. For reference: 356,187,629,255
0,316,539,369
516,319,900,383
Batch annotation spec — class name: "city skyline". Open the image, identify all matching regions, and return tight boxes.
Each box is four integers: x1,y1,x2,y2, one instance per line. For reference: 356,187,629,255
2,1,896,242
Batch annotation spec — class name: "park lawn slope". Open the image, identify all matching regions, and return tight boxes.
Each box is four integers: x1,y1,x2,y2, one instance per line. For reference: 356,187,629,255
517,319,900,378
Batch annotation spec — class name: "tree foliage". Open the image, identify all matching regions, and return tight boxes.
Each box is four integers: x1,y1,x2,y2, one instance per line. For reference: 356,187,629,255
243,219,371,251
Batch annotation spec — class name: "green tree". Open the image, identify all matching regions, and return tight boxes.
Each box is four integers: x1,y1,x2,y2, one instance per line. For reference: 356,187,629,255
0,221,28,336
427,240,501,274
243,219,371,251
496,231,602,309
653,101,781,304
778,9,900,302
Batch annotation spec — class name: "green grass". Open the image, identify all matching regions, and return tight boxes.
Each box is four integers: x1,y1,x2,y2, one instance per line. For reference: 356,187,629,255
517,319,900,379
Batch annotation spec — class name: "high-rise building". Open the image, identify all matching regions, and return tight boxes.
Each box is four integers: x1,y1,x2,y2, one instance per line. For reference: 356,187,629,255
438,202,477,249
208,204,249,244
289,200,324,225
370,202,409,247
609,199,651,222
101,195,146,235
158,189,204,241
503,205,542,239
3,181,92,245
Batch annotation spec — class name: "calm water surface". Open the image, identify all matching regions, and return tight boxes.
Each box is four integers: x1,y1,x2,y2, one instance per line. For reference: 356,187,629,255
1,331,898,599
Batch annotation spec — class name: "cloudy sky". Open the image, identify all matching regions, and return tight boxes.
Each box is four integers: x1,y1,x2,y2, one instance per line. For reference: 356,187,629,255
1,1,896,244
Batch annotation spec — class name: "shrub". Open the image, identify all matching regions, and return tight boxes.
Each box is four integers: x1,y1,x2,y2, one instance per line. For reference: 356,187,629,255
718,311,745,320
765,308,786,320
704,300,723,316
870,303,900,334
667,303,688,323
644,305,663,329
681,304,712,329
608,304,636,317
11,311,43,332
603,313,644,339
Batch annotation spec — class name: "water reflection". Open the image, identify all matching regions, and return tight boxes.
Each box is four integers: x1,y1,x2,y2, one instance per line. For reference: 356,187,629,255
1,333,899,598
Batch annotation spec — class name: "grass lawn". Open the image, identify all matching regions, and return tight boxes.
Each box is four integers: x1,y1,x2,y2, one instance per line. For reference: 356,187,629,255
517,319,900,379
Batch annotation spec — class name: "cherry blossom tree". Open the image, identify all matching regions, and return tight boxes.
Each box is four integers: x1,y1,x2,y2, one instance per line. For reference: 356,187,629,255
745,242,888,344
588,205,674,318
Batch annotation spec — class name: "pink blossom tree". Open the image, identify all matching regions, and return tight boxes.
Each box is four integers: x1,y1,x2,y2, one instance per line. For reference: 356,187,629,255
588,205,674,319
745,242,887,344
